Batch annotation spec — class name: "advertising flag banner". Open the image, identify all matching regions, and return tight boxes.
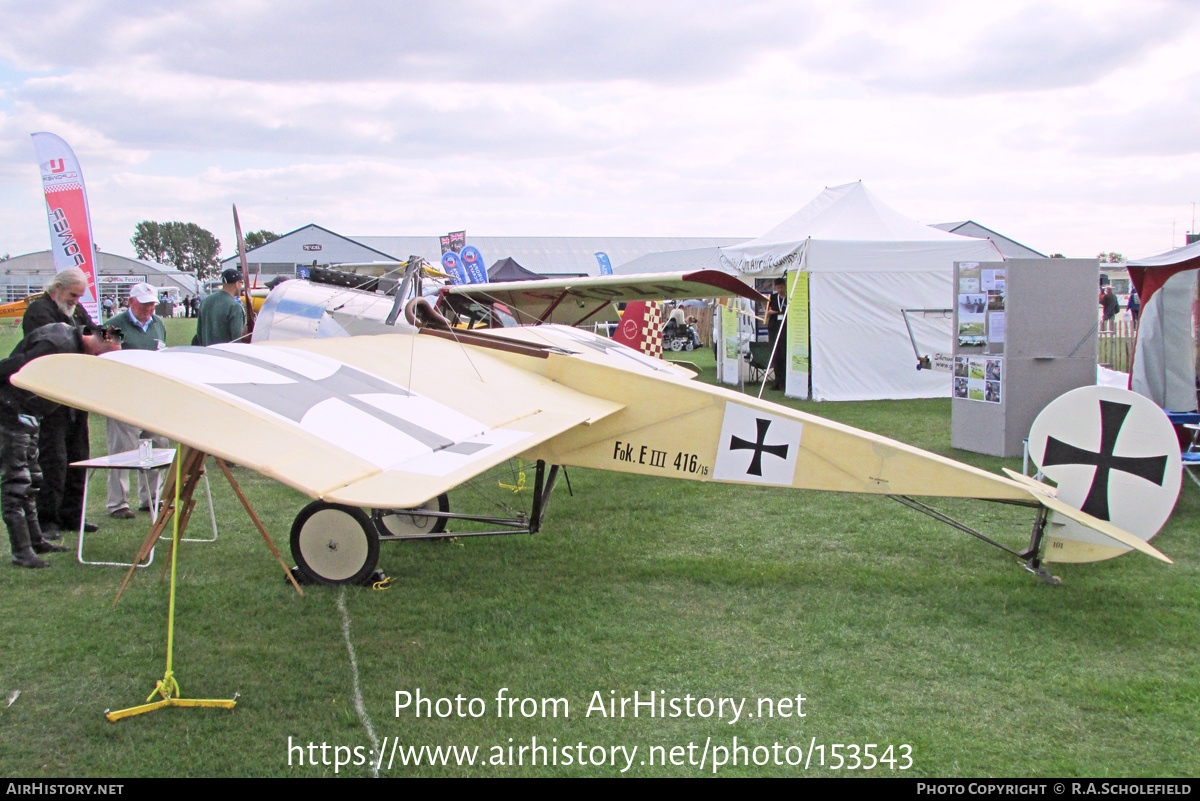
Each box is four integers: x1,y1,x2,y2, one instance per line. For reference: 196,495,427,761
784,271,811,398
459,245,489,284
31,132,100,321
447,231,466,253
595,252,613,275
441,250,468,285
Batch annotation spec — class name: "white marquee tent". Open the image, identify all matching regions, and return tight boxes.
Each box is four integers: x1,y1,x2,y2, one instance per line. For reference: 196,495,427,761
1126,240,1200,412
718,182,1003,401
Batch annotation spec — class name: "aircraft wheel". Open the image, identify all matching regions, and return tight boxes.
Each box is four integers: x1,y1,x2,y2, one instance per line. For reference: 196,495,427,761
376,494,450,537
291,501,379,585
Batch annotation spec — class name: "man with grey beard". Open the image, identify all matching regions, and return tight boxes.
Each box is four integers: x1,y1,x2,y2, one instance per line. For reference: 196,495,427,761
22,268,96,538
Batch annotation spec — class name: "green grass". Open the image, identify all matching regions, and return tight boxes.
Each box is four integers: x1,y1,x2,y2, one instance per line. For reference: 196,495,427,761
0,322,1196,777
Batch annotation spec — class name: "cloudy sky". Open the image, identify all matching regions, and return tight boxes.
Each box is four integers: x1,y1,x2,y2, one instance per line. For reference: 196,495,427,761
1,0,1198,264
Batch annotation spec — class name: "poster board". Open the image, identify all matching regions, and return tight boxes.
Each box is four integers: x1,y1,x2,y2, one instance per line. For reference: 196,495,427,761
951,259,1097,457
716,299,754,386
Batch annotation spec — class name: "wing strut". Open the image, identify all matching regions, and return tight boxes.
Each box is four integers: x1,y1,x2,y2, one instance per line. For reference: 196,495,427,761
569,300,618,328
530,462,561,531
385,257,423,326
536,289,571,324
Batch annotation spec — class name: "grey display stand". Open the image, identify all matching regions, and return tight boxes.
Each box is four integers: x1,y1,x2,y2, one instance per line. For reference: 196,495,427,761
951,259,1098,458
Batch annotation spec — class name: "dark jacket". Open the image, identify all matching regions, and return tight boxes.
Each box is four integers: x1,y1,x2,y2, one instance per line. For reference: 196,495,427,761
0,323,84,421
1101,291,1120,319
22,293,94,335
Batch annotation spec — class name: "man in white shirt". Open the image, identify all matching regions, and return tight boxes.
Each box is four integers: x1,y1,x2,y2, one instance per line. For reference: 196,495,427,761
105,283,169,519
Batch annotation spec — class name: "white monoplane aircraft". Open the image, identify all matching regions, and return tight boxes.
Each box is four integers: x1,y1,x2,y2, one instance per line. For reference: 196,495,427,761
13,266,1176,586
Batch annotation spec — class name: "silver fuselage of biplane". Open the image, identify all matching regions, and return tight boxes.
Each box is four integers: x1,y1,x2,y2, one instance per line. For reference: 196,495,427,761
252,279,417,342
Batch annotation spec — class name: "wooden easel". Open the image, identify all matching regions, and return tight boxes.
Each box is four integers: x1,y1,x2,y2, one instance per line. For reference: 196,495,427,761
114,446,303,605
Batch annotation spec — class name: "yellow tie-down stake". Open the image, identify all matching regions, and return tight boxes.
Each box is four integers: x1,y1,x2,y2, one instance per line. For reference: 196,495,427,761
105,674,238,722
498,459,528,493
105,449,238,722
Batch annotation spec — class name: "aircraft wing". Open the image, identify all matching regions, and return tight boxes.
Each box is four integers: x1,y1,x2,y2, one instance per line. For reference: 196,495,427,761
440,270,765,326
13,335,623,509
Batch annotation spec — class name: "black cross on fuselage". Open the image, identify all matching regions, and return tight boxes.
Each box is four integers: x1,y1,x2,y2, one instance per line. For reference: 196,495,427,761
729,417,790,477
1042,399,1167,521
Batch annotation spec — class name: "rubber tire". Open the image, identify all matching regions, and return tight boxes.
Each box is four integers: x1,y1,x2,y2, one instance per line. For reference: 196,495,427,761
290,501,379,586
684,340,695,351
376,494,450,537
670,338,685,351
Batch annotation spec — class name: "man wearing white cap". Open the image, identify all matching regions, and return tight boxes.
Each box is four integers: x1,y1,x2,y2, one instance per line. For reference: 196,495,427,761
104,283,169,519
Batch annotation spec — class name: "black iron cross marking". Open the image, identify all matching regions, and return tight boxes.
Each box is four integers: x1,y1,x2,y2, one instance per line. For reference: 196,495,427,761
729,417,790,477
1042,399,1168,521
553,327,674,373
188,346,487,456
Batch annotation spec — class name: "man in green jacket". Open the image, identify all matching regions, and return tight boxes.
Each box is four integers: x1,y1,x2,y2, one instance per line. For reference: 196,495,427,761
105,283,169,519
195,268,246,346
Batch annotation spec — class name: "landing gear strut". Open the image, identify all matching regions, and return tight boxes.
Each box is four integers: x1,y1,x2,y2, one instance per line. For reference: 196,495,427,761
289,462,562,585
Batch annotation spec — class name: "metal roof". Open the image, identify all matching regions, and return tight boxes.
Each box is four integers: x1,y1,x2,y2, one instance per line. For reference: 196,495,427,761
930,221,1046,259
612,246,732,274
221,226,748,277
0,251,200,293
352,235,748,276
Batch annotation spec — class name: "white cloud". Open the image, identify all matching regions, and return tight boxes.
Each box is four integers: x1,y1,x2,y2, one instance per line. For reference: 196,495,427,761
1,0,815,84
2,0,1199,261
802,0,1195,95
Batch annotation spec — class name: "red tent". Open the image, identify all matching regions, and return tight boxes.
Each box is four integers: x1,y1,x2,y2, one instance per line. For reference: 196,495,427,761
1126,239,1200,304
1126,240,1200,412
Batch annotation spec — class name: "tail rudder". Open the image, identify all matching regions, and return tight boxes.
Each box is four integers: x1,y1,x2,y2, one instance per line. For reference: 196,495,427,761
1021,386,1181,564
612,301,664,359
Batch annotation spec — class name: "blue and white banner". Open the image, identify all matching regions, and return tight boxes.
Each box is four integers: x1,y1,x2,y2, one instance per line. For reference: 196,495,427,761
460,245,489,284
595,252,613,275
441,250,468,285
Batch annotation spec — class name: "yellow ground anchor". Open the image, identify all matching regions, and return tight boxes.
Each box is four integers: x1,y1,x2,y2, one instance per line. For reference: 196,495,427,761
498,459,527,493
105,449,238,722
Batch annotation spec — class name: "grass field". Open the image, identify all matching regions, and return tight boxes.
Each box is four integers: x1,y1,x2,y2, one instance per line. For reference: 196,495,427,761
0,318,1197,777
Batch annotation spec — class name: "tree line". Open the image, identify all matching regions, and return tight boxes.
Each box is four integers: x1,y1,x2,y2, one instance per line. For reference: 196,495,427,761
130,221,278,282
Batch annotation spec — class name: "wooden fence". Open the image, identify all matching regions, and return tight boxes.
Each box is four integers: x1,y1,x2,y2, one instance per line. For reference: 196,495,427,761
1097,319,1137,372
